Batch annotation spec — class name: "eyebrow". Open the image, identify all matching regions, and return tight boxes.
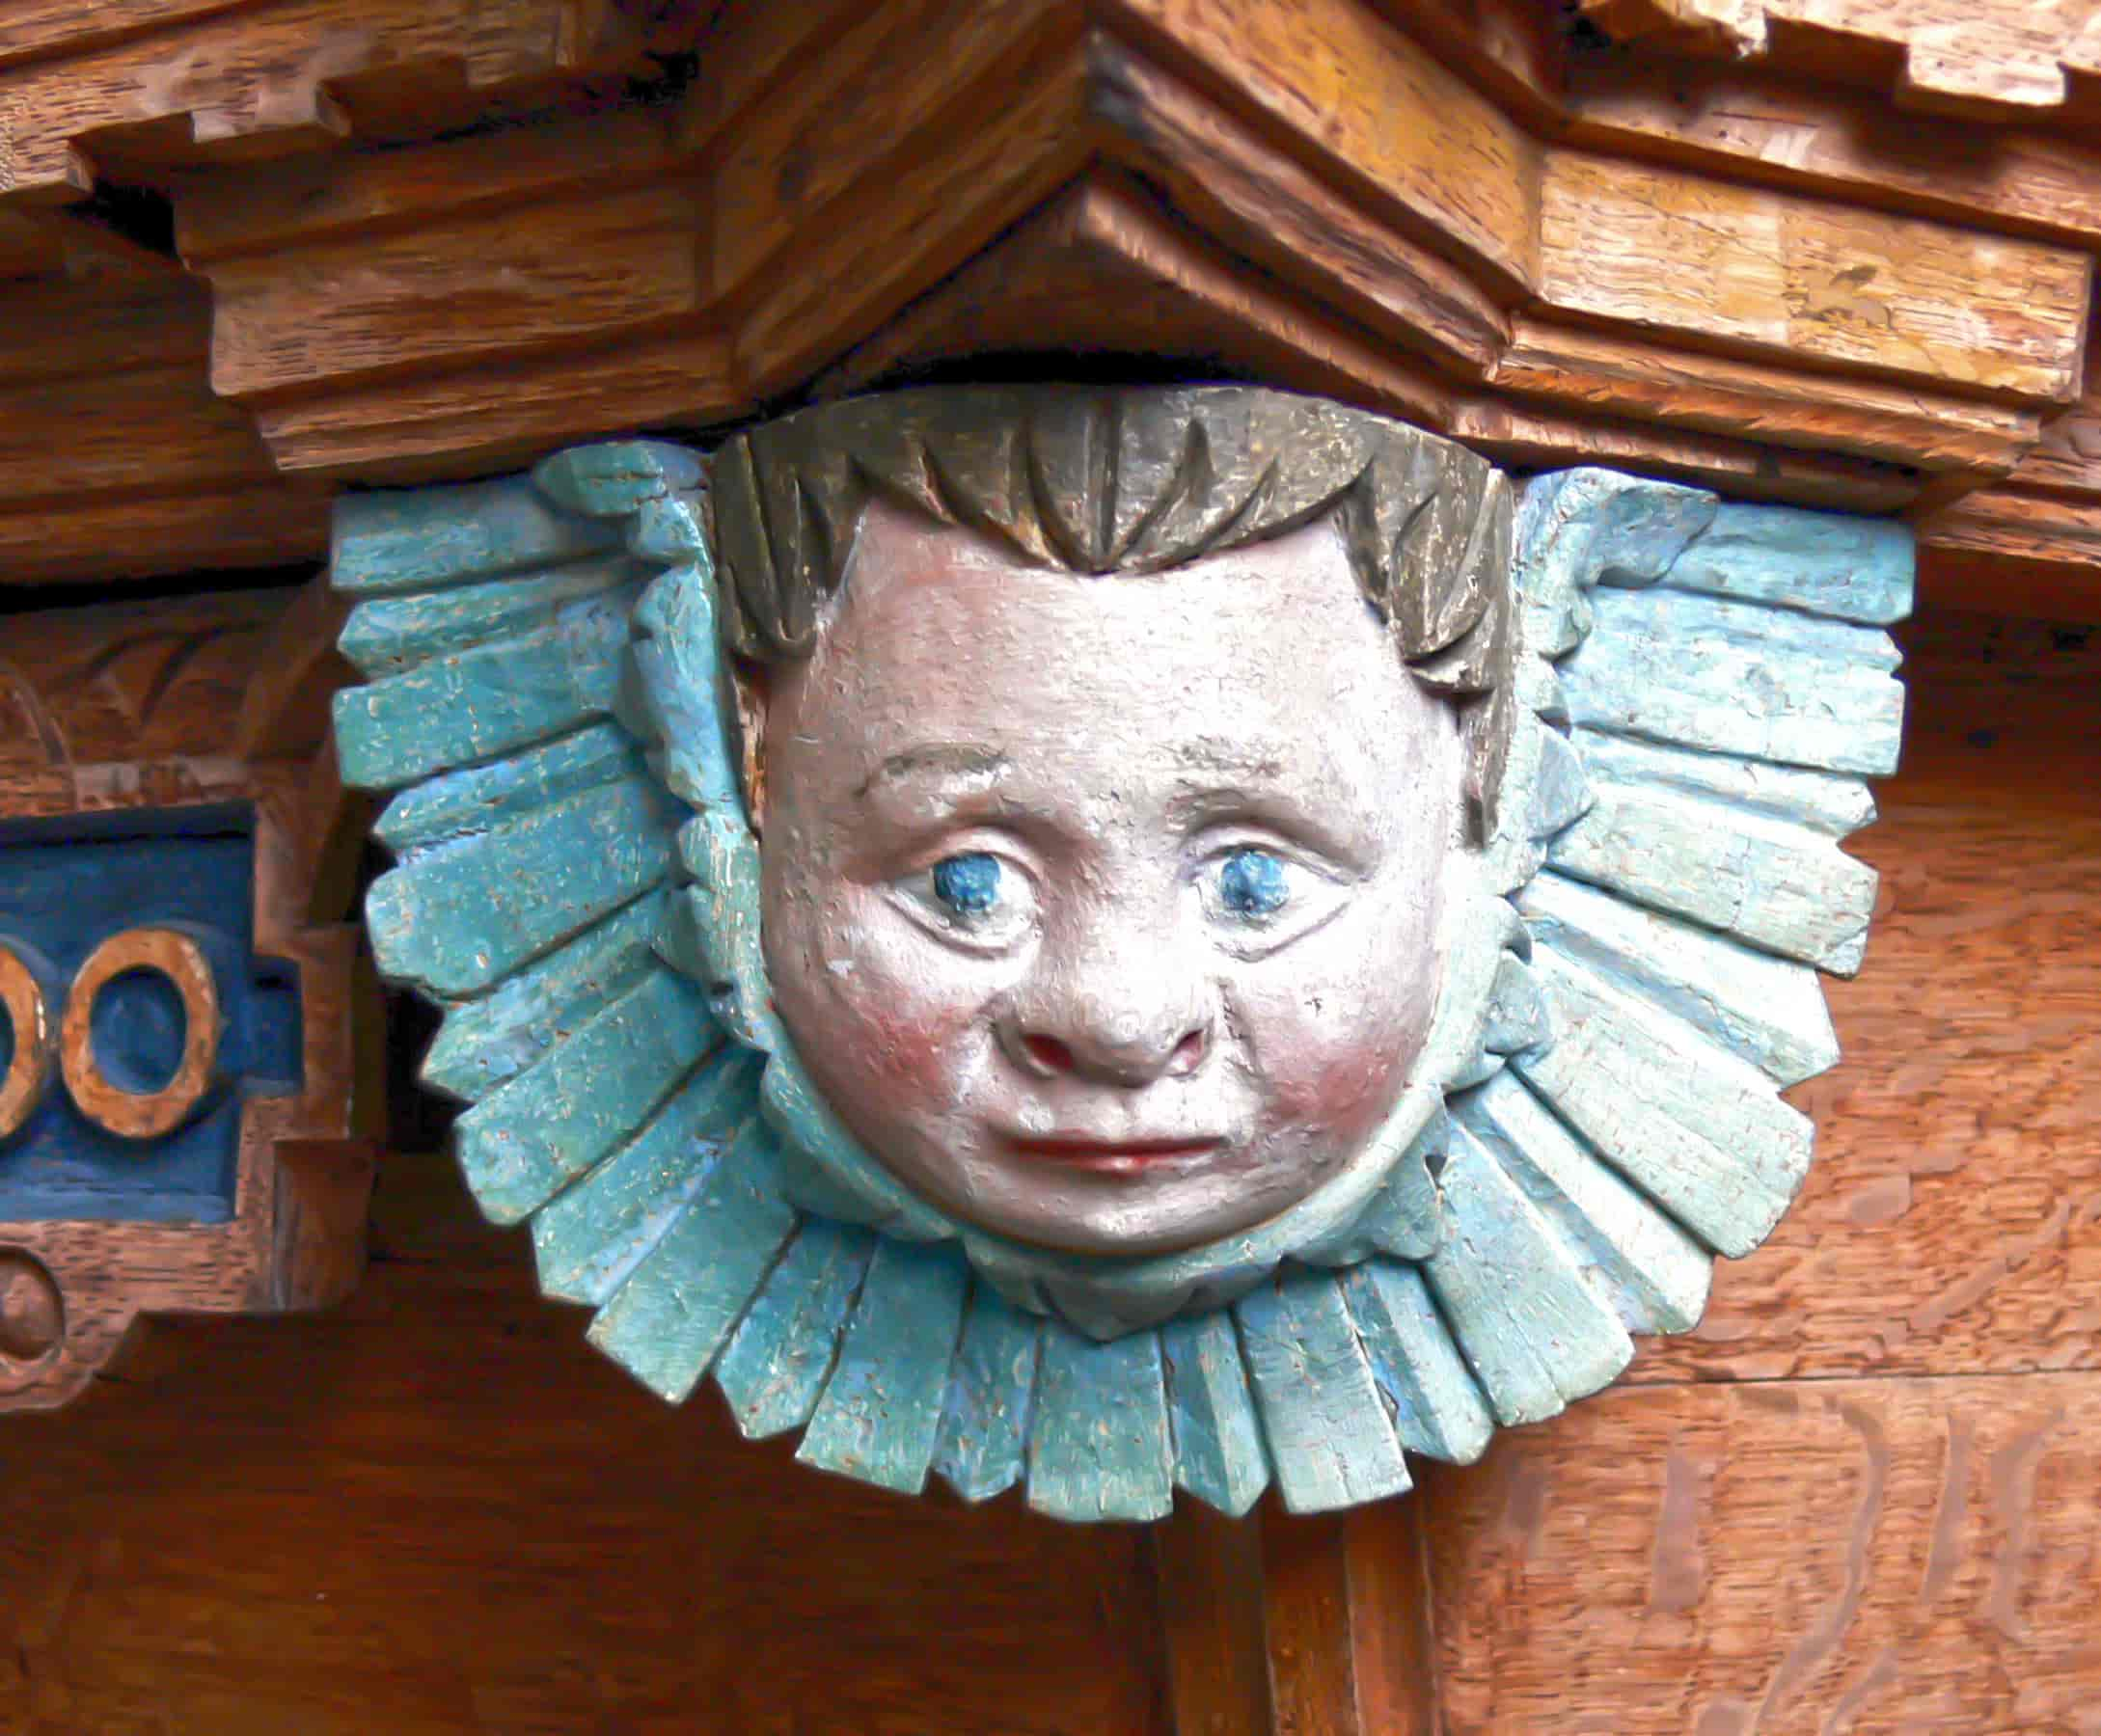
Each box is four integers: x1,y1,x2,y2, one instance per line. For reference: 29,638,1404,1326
856,743,1010,800
1173,737,1289,780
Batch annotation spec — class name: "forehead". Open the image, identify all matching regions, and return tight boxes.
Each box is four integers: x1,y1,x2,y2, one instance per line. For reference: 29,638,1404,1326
786,500,1441,784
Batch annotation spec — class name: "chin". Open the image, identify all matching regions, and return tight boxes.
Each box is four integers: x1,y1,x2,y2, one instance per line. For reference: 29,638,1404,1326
942,1162,1314,1259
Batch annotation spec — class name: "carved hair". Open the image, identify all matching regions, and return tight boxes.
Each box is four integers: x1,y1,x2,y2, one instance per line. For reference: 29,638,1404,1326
707,385,1516,837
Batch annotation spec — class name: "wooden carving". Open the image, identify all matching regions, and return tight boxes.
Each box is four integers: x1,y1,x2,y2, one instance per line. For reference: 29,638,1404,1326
0,582,378,1408
338,390,1908,1520
0,0,2090,614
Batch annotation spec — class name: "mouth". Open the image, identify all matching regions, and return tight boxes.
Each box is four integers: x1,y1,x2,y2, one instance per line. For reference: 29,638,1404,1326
1002,1134,1224,1176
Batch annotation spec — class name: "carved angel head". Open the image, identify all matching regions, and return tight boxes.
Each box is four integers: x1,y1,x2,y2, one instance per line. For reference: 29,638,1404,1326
699,389,1514,1262
335,383,1901,1518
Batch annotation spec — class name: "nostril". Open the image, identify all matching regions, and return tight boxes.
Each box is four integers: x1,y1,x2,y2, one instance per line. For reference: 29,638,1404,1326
1168,1030,1206,1075
1023,1035,1076,1074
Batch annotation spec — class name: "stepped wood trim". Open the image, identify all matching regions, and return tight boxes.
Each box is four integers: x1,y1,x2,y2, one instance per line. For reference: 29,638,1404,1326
0,0,2095,612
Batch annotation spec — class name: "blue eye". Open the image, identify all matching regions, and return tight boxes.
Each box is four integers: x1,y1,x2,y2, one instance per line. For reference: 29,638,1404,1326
932,853,1002,916
896,850,1037,952
1216,849,1290,917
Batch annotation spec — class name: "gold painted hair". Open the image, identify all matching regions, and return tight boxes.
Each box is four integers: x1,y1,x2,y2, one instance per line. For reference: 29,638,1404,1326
707,385,1516,838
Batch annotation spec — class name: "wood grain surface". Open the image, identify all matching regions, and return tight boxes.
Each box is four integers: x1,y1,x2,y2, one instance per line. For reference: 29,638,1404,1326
1420,1371,2101,1733
6,0,2101,587
1,603,2088,1728
1627,610,2101,1388
0,1146,1166,1735
1578,0,2101,120
0,0,594,201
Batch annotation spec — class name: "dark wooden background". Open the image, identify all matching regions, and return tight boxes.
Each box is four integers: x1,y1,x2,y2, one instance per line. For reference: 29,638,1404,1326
1,605,2095,1733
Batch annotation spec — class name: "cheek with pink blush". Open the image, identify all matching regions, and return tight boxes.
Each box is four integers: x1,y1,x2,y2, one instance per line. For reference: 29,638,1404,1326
1259,1026,1409,1152
798,943,985,1129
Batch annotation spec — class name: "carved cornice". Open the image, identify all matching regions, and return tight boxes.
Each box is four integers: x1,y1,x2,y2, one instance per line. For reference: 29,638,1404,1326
0,0,2094,609
1577,0,2101,122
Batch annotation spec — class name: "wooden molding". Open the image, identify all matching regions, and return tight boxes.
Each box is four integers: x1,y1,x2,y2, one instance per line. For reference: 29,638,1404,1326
0,0,2094,609
1577,0,2101,122
150,3,2091,521
0,0,640,203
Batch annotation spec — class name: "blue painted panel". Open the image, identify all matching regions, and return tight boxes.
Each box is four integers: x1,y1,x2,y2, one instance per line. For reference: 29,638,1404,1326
0,805,301,1223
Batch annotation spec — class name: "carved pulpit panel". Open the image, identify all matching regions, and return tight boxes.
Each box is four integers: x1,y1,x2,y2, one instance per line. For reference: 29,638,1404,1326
0,583,377,1408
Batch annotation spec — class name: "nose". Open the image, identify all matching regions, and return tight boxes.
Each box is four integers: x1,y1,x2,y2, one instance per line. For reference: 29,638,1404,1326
1001,924,1214,1087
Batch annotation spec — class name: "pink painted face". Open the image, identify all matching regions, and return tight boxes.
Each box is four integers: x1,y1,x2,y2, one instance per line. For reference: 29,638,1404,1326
758,500,1459,1255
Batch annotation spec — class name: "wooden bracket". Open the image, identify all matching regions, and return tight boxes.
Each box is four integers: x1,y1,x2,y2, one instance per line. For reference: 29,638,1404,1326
1154,1495,1440,1734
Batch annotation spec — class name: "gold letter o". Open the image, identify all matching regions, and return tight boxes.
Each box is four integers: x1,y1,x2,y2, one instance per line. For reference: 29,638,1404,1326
61,928,222,1141
0,943,53,1140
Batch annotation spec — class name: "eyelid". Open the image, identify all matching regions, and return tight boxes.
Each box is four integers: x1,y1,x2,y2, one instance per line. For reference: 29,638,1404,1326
860,824,1049,886
1172,790,1372,874
1187,825,1353,884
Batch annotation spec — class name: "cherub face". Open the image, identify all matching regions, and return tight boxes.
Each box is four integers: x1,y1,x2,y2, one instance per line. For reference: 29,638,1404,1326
758,500,1459,1255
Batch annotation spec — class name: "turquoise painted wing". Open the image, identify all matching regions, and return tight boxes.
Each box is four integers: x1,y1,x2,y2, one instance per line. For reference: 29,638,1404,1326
1424,473,1906,1433
331,443,1904,1522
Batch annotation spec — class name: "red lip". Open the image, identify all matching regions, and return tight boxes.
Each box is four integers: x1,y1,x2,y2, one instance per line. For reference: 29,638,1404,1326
1005,1135,1222,1173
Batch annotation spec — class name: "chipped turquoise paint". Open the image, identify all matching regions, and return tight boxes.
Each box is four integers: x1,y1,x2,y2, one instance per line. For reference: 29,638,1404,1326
367,777,680,999
453,966,717,1225
1236,1270,1410,1513
1028,1326,1174,1523
930,1287,1041,1504
1458,1071,1709,1337
797,1238,969,1494
1339,1261,1492,1465
585,1115,797,1404
1160,1310,1268,1517
418,892,667,1101
332,475,622,595
718,1216,878,1441
333,584,642,788
528,1049,761,1306
1425,1125,1635,1428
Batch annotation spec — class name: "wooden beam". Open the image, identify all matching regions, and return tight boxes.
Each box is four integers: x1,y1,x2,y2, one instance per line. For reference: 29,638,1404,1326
174,105,678,264
824,173,1456,432
1577,0,2101,122
205,180,706,402
1154,1497,1438,1734
0,0,595,204
1488,316,2039,475
0,484,328,583
0,365,276,504
1451,397,1916,511
1105,0,1541,292
1092,37,1509,377
1562,57,2101,249
1154,1500,1273,1734
724,27,1097,393
1536,150,2090,402
248,329,738,480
